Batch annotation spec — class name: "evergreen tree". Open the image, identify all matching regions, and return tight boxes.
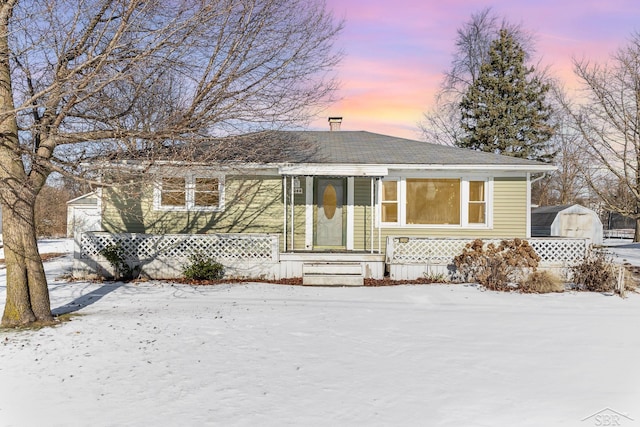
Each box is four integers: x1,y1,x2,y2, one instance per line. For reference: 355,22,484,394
458,29,555,162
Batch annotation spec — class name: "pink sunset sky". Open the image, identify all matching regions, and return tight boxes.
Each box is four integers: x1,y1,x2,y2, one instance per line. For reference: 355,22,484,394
310,0,640,139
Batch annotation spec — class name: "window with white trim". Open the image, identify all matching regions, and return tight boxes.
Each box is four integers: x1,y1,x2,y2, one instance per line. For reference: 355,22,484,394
155,174,224,211
380,177,490,227
406,178,460,225
194,177,220,207
468,180,486,224
160,177,186,207
381,179,399,224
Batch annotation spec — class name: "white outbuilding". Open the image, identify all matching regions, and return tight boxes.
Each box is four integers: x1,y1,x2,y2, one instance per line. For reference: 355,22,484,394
531,204,603,245
66,192,101,238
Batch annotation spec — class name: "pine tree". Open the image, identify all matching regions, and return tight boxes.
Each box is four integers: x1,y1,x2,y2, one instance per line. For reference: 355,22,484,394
458,29,555,162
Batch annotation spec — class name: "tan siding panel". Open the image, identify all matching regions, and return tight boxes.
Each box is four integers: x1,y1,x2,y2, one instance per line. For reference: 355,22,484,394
492,177,528,237
353,178,373,251
102,174,529,255
102,175,286,237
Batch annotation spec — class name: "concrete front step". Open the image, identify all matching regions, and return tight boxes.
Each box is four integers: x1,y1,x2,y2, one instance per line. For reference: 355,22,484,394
302,262,364,286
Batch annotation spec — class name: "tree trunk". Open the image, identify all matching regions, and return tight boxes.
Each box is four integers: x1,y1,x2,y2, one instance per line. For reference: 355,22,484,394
0,0,52,327
1,194,52,326
635,217,640,243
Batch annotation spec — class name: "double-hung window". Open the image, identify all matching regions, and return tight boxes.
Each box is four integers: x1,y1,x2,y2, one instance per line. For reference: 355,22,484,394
194,178,220,207
160,177,187,207
381,179,399,224
380,177,490,227
468,180,486,224
155,174,224,211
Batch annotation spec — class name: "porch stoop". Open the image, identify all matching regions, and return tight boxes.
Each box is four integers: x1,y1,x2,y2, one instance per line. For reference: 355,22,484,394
302,262,364,286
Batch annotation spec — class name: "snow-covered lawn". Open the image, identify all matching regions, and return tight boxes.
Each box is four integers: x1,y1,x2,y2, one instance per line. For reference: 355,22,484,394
1,240,640,427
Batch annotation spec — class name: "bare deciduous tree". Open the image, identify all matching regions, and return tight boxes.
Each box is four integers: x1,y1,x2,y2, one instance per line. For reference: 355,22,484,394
35,185,72,238
531,97,589,207
562,32,640,241
0,0,342,326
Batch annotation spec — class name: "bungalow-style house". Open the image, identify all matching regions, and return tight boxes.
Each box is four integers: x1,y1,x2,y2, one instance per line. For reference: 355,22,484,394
77,118,561,283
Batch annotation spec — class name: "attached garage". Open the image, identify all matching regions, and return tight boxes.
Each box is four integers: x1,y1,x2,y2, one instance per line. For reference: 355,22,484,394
531,204,603,245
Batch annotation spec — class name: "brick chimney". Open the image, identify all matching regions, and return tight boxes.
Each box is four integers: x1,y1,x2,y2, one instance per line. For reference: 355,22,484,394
328,116,342,131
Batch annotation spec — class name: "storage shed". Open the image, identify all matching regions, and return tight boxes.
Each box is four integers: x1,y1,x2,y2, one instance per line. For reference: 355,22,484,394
531,204,603,244
66,192,101,238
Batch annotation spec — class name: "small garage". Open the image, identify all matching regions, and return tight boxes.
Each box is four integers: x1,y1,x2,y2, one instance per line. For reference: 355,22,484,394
531,204,603,245
66,192,101,238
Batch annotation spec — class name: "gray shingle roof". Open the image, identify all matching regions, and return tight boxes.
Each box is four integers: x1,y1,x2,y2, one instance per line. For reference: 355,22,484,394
120,130,556,170
287,131,553,167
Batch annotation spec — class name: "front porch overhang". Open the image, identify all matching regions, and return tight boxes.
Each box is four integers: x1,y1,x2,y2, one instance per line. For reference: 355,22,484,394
277,162,556,177
278,164,388,177
282,174,382,254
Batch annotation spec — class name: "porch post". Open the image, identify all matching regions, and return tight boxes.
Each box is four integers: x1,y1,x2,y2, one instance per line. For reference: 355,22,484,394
377,178,381,254
370,177,374,254
291,175,295,250
526,172,532,238
347,177,355,250
283,176,287,252
305,176,313,250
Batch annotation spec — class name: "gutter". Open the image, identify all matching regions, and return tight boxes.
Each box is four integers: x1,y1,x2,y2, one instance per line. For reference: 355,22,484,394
530,172,548,185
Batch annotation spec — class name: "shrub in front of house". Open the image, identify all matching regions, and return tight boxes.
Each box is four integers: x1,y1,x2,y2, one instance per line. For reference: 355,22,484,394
453,238,540,291
571,250,616,293
519,270,564,293
183,253,224,281
100,243,135,281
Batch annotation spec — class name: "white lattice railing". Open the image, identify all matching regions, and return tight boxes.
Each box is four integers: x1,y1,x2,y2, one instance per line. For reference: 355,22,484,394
79,232,279,261
386,237,588,266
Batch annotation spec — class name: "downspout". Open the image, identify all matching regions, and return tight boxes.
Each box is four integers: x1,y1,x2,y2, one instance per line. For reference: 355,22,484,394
530,172,547,186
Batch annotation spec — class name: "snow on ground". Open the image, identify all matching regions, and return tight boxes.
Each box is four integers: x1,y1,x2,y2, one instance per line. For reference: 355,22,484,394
1,240,640,427
603,238,640,267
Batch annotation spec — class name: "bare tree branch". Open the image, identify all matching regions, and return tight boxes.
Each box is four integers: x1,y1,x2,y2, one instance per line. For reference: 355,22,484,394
0,0,342,327
561,32,640,240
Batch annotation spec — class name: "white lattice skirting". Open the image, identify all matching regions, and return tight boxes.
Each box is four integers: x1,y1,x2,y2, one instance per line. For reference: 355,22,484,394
385,236,588,280
74,232,280,279
74,233,590,281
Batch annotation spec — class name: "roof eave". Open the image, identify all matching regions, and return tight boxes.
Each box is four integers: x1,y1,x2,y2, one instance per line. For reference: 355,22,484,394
278,162,556,175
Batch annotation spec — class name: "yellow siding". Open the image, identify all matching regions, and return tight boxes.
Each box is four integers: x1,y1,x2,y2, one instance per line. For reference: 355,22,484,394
290,177,308,251
492,176,528,237
350,176,528,252
102,175,286,237
353,177,374,251
102,175,528,254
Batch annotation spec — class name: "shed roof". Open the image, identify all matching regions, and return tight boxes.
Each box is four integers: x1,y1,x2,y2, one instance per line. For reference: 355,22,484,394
66,192,98,206
531,204,575,229
531,205,571,237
